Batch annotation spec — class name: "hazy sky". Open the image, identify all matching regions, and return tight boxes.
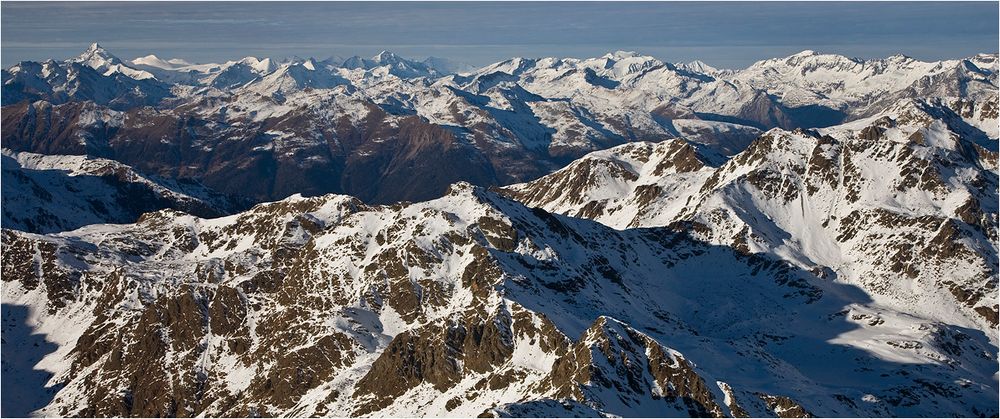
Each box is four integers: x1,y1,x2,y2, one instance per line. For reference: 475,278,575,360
2,2,998,69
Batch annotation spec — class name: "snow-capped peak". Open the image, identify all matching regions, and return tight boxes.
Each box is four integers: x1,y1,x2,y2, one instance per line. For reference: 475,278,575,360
967,53,998,74
71,42,122,69
583,51,665,78
342,50,407,67
675,59,731,76
886,53,915,62
131,54,178,69
241,56,275,74
683,60,716,72
602,50,643,60
131,54,198,71
68,42,160,80
339,50,439,78
372,50,400,63
84,42,107,56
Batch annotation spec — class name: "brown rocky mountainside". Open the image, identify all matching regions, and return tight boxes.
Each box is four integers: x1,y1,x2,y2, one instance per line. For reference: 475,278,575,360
2,184,997,417
0,100,510,205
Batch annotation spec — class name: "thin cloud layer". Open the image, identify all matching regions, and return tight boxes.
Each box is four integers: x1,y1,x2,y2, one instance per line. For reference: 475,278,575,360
2,2,998,68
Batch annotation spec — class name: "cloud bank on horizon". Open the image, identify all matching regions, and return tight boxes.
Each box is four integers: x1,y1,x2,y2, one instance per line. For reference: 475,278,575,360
1,1,998,69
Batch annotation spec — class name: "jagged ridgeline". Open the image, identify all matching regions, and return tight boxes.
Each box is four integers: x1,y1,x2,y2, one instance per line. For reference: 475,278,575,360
1,44,997,417
2,45,996,226
5,183,995,416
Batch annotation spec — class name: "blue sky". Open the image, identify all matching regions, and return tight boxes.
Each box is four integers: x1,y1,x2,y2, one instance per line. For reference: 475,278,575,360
2,2,997,69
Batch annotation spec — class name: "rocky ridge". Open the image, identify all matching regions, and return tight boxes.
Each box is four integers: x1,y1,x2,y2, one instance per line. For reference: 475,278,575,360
505,95,999,338
2,181,997,417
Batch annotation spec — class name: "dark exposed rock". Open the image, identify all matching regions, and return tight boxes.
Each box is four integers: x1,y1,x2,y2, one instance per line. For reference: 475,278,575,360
352,305,516,415
249,333,355,410
477,215,519,252
542,317,726,417
757,393,814,418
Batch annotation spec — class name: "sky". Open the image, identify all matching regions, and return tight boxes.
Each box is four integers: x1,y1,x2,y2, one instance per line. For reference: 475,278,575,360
2,2,998,69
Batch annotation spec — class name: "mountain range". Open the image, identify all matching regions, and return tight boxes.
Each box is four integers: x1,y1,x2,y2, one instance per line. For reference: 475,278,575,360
1,44,997,417
3,44,994,210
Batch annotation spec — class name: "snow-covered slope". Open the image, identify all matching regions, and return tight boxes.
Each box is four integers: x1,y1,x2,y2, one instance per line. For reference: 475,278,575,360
70,43,156,81
729,51,997,110
1,59,172,110
503,139,717,226
506,96,999,335
1,149,243,233
3,183,996,417
340,51,442,79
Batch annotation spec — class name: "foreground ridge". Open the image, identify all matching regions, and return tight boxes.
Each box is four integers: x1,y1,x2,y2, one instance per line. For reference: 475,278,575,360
2,180,997,416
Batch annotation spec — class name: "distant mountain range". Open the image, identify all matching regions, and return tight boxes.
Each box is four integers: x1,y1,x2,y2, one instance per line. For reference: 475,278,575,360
3,44,994,210
1,44,997,417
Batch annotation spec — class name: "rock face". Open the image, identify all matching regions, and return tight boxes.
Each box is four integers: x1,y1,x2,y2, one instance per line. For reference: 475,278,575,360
536,316,726,417
2,182,997,417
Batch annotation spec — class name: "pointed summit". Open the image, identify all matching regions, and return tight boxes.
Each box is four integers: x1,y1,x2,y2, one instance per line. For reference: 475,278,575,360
338,50,438,78
73,42,122,69
301,57,317,71
373,50,398,62
682,60,718,73
80,42,116,59
69,42,158,80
